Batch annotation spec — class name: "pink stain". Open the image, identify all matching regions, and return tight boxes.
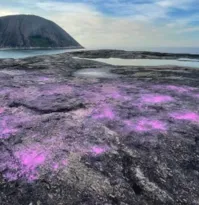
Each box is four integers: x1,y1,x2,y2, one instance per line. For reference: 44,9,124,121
2,128,16,135
104,107,114,119
124,120,133,127
0,108,4,114
0,120,17,139
193,94,199,99
111,92,122,99
141,94,174,104
52,159,68,172
15,149,46,181
170,112,199,122
125,118,167,133
136,119,166,132
62,159,68,166
38,77,51,81
166,85,188,93
53,163,59,171
101,84,118,94
3,172,18,182
21,151,45,169
93,106,115,120
100,84,130,101
110,92,130,101
91,146,107,155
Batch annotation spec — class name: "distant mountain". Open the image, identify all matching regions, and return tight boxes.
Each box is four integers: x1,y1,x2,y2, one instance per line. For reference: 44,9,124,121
0,14,83,49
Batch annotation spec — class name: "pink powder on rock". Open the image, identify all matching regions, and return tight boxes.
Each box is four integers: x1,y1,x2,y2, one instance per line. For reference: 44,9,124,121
62,159,68,166
125,118,167,133
0,108,4,114
193,94,199,98
15,149,46,181
53,163,59,171
93,106,115,120
91,146,107,155
166,85,188,93
20,151,45,169
135,119,166,132
141,94,174,104
170,112,199,122
0,119,17,139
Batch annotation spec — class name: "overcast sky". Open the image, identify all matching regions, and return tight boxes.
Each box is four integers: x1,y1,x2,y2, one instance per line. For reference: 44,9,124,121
0,0,199,49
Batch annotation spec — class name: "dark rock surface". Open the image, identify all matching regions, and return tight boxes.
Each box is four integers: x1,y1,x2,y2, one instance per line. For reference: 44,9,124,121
71,49,199,60
0,52,199,204
0,15,83,49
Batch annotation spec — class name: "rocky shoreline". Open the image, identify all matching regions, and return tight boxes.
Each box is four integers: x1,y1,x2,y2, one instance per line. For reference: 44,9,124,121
0,46,84,51
71,49,199,60
0,51,199,205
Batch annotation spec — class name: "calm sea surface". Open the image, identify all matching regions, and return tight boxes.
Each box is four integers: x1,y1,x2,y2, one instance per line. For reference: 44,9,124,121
0,47,199,59
0,47,199,68
85,58,199,68
0,49,84,59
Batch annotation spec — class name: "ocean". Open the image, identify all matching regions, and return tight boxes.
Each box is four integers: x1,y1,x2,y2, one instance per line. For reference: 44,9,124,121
0,47,199,59
0,47,199,68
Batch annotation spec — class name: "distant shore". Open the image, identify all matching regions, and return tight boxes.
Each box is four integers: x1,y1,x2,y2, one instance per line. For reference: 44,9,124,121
0,46,84,51
70,49,199,60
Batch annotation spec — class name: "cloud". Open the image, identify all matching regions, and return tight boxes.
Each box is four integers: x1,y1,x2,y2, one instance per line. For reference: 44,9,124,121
0,0,198,48
0,8,19,17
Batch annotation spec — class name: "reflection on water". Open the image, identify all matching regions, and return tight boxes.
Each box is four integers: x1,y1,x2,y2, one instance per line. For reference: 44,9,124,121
86,58,199,68
74,68,118,78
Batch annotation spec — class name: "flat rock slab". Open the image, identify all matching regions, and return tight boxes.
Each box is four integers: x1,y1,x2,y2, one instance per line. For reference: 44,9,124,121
0,52,199,205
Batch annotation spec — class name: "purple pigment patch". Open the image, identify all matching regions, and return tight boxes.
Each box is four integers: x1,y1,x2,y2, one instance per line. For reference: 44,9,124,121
166,85,189,93
91,146,108,155
3,172,18,181
38,77,52,81
15,149,46,181
135,118,167,132
193,94,199,99
124,118,167,133
53,163,59,171
93,106,115,120
0,108,4,114
112,92,130,101
62,159,68,166
52,159,68,171
170,112,199,122
0,119,17,139
110,92,122,99
141,94,174,104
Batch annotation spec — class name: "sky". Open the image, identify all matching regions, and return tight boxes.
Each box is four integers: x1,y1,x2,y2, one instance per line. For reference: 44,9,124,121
0,0,199,49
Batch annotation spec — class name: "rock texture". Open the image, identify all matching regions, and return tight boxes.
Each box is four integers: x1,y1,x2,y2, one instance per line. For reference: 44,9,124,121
0,15,83,49
71,49,199,60
0,51,199,204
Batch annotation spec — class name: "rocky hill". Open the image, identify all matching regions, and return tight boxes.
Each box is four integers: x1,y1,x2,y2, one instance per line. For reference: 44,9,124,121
0,14,83,49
